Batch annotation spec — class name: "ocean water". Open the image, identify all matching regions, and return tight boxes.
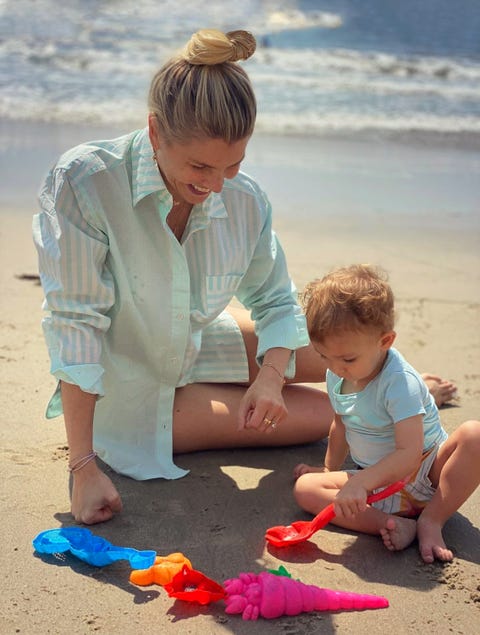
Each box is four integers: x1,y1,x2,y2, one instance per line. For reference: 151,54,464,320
1,0,480,140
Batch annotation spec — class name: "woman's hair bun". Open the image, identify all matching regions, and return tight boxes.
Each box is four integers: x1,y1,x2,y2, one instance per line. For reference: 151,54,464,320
226,30,257,61
184,29,256,65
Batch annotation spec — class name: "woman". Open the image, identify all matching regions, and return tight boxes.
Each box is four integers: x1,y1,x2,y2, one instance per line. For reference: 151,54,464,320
33,29,334,525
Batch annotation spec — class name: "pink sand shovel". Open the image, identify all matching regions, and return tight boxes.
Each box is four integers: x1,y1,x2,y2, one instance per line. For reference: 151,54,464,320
265,479,407,548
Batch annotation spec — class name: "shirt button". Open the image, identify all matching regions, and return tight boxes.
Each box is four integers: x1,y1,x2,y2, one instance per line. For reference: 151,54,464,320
177,313,184,320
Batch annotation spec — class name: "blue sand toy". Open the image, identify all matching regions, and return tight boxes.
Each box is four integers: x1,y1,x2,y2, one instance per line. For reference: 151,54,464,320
33,527,156,569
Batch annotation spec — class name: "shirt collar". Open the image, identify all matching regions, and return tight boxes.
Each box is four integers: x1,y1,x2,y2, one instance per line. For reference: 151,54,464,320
131,127,170,207
130,127,228,223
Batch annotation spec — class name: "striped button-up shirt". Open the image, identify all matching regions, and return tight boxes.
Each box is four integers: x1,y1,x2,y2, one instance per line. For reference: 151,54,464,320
33,127,309,480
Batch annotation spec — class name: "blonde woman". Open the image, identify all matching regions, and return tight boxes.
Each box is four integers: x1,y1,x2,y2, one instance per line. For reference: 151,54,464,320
33,29,333,525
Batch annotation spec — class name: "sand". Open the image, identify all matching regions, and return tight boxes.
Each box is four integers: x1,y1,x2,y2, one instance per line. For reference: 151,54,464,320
1,124,479,634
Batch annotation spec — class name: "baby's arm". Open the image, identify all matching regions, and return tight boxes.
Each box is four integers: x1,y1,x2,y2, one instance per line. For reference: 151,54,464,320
334,414,424,518
324,414,349,471
293,414,348,479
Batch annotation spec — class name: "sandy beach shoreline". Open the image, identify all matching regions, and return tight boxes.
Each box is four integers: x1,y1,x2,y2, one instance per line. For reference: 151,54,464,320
1,124,479,634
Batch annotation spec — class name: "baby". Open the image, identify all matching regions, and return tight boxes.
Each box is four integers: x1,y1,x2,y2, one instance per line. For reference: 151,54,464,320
294,264,480,563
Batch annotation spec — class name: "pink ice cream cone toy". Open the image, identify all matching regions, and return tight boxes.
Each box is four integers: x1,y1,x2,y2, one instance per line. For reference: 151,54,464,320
223,572,389,620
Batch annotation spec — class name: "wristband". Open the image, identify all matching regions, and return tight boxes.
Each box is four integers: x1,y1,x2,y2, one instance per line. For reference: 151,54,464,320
68,452,97,473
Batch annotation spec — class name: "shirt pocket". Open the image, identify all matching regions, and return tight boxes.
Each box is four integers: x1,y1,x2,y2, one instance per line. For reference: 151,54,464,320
205,274,243,316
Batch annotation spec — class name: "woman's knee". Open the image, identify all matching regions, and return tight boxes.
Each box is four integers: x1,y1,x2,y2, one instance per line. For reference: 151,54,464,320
226,305,328,384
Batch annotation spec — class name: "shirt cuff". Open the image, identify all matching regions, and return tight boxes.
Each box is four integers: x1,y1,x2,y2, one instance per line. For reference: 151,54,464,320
256,314,309,378
45,364,105,419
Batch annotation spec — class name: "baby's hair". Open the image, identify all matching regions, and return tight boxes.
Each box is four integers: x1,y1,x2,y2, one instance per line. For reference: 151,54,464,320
301,264,395,342
148,29,256,144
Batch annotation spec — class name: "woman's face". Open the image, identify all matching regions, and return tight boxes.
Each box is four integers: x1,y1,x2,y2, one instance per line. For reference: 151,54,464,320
149,115,249,205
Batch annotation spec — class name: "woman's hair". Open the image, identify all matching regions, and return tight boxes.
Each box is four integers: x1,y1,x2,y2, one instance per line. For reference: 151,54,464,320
301,264,395,342
148,29,257,144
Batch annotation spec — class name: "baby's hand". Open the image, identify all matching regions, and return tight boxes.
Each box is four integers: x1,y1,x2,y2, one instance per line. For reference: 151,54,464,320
334,480,369,518
293,463,329,480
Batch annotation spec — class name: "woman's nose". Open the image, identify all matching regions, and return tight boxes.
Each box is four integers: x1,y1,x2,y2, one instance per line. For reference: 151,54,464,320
209,172,224,192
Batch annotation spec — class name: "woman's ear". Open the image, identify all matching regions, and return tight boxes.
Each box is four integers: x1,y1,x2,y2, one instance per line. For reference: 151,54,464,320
148,113,160,151
380,331,396,350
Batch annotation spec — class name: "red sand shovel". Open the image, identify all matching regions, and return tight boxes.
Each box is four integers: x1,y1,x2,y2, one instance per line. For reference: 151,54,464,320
265,479,407,548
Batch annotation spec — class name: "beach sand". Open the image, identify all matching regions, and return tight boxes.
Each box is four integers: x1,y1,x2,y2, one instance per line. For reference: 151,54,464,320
1,124,479,634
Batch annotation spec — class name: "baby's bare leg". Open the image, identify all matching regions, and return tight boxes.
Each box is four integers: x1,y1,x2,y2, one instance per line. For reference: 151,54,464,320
417,419,480,563
294,471,417,550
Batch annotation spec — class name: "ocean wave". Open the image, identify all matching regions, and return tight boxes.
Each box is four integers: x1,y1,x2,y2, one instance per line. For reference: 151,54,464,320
255,112,480,137
263,9,342,31
1,90,479,141
254,69,480,103
254,47,480,84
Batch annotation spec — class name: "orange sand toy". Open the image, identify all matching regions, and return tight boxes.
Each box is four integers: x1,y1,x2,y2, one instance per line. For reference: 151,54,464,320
129,552,192,586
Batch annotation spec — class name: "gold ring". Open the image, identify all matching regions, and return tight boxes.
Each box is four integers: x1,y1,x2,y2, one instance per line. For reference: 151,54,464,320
263,418,272,425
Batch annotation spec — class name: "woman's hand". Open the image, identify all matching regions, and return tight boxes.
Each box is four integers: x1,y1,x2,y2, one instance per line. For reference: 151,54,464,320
237,371,287,432
71,461,123,524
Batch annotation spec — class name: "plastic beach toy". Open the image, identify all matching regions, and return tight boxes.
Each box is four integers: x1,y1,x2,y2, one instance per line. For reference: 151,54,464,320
33,527,156,569
164,565,227,605
223,571,389,620
129,553,192,586
265,479,407,548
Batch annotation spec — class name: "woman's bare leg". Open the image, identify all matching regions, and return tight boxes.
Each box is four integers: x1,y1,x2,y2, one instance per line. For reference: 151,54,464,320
173,382,332,453
226,305,327,382
421,374,457,407
171,306,333,452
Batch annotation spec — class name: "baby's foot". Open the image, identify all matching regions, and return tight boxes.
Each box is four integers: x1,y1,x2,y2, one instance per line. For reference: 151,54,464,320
379,517,417,552
417,517,453,563
293,463,325,480
421,373,457,408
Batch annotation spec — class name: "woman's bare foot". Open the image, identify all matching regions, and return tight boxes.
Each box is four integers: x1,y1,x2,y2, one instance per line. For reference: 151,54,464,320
293,463,326,480
417,516,453,563
379,517,417,552
422,373,457,408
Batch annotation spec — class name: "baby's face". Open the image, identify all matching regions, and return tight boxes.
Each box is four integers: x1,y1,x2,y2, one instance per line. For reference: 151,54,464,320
313,329,393,388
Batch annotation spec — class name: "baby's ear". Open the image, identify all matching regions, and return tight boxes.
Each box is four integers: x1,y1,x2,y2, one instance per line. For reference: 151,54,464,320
380,331,396,350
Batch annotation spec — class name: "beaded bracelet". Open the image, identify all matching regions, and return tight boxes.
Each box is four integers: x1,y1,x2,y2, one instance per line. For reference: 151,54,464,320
262,362,286,384
68,451,97,473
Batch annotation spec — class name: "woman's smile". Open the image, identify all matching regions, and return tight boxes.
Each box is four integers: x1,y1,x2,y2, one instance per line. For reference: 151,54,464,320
188,183,211,197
